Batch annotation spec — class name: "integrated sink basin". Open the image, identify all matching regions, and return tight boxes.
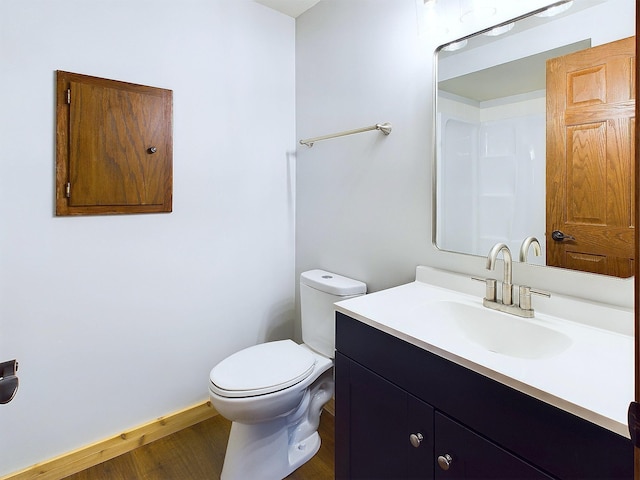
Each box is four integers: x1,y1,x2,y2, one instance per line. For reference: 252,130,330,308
425,300,572,359
334,266,635,437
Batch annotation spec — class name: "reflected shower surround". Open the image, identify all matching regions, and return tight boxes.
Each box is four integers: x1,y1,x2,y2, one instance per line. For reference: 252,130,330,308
437,109,546,263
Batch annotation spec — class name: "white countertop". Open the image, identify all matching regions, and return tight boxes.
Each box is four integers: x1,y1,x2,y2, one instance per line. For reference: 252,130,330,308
335,267,634,438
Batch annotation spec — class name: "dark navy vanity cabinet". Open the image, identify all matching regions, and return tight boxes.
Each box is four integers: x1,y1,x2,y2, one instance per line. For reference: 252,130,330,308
335,313,633,479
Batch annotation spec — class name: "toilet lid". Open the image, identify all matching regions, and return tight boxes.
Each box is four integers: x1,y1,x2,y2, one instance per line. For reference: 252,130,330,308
209,340,317,398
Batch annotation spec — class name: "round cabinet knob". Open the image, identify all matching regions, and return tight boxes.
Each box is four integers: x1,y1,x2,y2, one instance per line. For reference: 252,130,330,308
437,454,453,471
409,433,423,448
148,146,157,154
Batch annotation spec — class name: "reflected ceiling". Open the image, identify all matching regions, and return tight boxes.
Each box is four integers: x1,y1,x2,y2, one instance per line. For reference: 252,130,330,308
254,0,321,18
438,40,590,101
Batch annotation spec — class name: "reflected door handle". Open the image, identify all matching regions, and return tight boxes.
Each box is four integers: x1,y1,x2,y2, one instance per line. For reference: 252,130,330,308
551,230,576,242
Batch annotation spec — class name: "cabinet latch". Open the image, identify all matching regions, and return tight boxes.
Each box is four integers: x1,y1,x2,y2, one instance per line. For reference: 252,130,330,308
628,401,640,447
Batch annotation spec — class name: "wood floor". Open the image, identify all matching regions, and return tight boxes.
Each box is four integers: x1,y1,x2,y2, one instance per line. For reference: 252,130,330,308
64,411,335,480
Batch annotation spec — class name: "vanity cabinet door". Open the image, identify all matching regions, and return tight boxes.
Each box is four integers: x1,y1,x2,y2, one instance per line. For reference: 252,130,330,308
434,413,553,480
335,353,435,480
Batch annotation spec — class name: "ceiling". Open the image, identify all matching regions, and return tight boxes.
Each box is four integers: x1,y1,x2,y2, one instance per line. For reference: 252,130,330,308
254,0,321,18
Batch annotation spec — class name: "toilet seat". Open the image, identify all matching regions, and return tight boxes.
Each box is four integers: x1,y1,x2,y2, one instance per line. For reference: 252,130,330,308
209,340,317,398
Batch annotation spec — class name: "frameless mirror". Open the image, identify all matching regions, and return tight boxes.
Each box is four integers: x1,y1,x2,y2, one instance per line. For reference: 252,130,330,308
435,0,635,277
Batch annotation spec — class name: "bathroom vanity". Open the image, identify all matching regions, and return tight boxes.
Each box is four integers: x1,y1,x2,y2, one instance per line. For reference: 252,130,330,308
334,268,633,479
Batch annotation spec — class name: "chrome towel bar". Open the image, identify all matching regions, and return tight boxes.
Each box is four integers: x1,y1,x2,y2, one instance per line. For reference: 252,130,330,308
299,122,392,147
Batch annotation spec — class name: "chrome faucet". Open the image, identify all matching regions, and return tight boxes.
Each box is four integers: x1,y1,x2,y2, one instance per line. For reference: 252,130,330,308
472,241,550,318
519,236,541,263
486,242,512,305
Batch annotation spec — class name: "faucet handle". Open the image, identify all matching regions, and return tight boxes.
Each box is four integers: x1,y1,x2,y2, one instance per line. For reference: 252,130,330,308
472,277,497,302
518,286,551,310
531,288,551,298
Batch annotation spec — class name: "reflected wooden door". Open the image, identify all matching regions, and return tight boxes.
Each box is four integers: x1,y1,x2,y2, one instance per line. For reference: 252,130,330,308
634,6,639,479
546,36,636,277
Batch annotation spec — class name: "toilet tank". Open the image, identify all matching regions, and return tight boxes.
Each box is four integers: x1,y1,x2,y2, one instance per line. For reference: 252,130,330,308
300,269,366,358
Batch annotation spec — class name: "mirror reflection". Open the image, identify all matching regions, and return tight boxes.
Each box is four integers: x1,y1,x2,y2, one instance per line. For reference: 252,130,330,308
435,0,635,277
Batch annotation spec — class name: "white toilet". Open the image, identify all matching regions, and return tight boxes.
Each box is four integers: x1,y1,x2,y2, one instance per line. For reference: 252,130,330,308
208,269,366,480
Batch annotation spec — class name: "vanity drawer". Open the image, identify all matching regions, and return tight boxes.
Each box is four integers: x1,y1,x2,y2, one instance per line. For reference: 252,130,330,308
336,312,633,479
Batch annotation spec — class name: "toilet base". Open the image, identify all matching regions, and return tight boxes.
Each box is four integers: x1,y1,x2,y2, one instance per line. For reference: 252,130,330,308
220,418,321,480
219,369,333,480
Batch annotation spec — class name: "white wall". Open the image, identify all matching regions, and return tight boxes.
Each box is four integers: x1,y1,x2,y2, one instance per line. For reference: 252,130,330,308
295,0,635,333
295,0,432,295
0,0,295,475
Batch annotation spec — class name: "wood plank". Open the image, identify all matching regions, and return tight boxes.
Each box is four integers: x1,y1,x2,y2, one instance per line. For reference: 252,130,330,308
63,415,232,480
0,401,217,480
56,407,334,480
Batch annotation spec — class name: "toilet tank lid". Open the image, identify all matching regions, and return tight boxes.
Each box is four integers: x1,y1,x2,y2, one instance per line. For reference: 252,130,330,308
300,269,366,296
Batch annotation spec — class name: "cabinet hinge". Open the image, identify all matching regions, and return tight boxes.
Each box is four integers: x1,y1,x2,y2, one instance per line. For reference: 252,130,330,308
65,182,71,198
66,88,71,104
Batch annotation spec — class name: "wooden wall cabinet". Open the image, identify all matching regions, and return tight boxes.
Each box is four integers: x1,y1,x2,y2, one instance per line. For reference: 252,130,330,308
56,71,173,215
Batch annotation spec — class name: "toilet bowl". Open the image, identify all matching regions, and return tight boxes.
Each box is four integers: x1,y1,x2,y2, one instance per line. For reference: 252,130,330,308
208,270,366,480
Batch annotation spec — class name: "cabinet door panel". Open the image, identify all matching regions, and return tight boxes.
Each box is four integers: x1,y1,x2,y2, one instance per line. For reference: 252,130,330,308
69,81,169,207
340,355,409,478
335,353,435,480
435,413,553,480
